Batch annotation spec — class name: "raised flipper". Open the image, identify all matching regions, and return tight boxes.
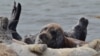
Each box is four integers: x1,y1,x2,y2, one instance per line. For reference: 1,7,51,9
8,1,22,40
65,17,89,41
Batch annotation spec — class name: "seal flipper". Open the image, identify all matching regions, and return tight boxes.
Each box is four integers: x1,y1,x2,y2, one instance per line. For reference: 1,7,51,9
8,2,22,40
65,17,88,41
9,2,21,31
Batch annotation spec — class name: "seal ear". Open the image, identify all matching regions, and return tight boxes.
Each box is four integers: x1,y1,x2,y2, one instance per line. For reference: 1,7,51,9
8,1,22,40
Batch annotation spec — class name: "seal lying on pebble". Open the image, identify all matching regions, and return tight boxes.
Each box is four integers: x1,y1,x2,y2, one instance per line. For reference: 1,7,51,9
65,17,89,41
8,1,22,41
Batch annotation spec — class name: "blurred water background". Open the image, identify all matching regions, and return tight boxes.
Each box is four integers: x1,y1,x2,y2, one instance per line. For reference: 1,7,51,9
0,0,100,41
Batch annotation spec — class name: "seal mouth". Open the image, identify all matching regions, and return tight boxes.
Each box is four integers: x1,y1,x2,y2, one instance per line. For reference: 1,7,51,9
39,31,58,48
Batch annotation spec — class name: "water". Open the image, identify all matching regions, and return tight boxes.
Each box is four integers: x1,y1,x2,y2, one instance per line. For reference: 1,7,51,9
0,0,100,41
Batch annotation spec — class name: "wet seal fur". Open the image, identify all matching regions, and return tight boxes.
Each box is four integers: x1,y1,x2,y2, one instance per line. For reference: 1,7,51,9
66,17,89,41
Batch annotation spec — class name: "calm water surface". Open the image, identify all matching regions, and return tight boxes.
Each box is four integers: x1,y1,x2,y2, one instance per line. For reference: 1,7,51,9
0,0,100,41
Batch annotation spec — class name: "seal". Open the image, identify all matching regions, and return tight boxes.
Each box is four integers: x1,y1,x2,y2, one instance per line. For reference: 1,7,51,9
34,23,87,48
24,17,88,46
8,1,22,40
35,23,65,48
66,17,89,41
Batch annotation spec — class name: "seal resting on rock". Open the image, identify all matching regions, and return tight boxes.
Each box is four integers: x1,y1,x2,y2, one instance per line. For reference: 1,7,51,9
24,23,87,48
34,23,87,48
35,23,65,48
65,17,89,41
24,17,88,48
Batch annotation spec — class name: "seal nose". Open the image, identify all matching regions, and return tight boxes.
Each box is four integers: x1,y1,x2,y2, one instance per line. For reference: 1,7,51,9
39,33,49,43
